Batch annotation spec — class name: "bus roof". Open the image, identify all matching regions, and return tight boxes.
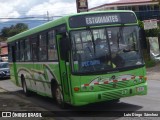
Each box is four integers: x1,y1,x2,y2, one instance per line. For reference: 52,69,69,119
7,10,136,43
7,17,68,43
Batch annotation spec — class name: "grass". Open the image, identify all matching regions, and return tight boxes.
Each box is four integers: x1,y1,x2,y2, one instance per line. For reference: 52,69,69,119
142,49,156,68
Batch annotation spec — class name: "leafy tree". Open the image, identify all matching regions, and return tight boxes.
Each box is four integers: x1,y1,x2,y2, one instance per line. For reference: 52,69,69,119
154,0,160,3
152,0,160,3
138,20,144,28
0,23,28,41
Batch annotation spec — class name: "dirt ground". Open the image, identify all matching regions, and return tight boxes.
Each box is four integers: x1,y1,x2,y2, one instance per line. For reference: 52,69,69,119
0,88,54,120
146,63,160,80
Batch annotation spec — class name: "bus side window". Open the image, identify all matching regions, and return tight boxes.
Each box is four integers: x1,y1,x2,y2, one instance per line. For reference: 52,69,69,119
31,36,38,61
24,39,31,61
19,40,25,61
39,33,47,61
15,41,20,62
32,43,38,61
48,30,58,61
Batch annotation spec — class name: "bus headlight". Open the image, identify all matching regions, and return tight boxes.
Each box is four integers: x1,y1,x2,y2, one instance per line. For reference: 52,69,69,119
82,86,87,91
136,87,144,92
139,79,142,83
90,86,94,91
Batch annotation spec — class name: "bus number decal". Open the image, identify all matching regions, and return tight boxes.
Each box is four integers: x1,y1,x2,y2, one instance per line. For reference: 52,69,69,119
81,60,100,67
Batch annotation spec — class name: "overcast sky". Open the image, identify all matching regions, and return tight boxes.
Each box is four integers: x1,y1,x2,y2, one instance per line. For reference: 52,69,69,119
0,0,119,22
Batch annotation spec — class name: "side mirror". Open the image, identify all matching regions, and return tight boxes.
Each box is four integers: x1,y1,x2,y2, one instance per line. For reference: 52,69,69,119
59,37,70,61
139,28,147,49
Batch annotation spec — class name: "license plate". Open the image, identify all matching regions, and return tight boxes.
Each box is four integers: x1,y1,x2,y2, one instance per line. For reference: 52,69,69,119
122,89,127,95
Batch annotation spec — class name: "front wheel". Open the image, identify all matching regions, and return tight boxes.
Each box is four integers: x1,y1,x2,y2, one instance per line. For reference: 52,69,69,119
55,87,63,104
52,85,67,108
22,78,31,96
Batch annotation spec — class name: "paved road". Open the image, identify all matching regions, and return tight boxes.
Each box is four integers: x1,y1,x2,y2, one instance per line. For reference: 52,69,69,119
0,64,160,120
0,80,160,119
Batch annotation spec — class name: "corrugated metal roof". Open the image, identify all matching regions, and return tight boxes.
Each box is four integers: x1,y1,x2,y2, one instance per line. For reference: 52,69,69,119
90,0,158,10
112,0,153,4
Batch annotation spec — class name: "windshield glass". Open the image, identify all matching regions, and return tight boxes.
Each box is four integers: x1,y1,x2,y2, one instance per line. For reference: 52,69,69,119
0,63,9,68
71,26,143,73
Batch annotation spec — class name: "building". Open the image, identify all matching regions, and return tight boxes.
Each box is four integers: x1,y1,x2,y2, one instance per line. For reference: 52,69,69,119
0,42,8,61
89,0,160,21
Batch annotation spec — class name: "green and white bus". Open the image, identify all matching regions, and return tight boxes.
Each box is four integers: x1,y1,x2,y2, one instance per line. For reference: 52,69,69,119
7,10,147,108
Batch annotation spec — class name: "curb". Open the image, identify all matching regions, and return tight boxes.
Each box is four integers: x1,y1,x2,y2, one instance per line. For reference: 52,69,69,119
0,87,7,92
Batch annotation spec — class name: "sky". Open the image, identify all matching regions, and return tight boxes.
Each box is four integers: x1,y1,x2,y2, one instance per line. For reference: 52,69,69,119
0,0,119,28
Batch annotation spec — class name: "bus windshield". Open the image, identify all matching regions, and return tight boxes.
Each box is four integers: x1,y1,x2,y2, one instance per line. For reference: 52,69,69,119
71,26,143,73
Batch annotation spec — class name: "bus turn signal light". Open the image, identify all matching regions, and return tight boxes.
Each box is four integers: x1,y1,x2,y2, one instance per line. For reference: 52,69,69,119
74,87,80,91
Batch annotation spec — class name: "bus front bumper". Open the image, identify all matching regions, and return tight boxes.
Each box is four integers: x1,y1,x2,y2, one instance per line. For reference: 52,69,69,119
72,82,147,106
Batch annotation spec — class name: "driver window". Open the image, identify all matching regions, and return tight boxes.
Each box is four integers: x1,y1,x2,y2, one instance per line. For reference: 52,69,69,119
107,27,125,67
123,28,138,51
107,27,121,53
93,29,109,56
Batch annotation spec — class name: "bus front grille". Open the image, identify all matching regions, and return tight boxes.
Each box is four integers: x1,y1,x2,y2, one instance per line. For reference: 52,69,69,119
102,91,123,100
98,80,131,91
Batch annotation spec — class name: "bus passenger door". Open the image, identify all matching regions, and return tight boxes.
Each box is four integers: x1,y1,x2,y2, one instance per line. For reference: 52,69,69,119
56,34,71,103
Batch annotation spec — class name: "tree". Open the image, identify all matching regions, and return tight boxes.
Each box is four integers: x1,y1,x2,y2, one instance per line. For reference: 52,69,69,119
152,0,160,4
0,23,28,41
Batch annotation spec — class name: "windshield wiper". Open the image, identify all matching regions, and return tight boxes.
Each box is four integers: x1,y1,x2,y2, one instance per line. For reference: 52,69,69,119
86,26,96,54
117,24,124,49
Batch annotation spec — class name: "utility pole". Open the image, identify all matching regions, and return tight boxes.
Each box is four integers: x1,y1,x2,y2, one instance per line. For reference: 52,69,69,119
47,11,50,21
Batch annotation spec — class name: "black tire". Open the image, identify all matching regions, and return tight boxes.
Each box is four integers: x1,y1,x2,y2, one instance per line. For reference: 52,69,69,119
52,84,67,109
22,77,31,97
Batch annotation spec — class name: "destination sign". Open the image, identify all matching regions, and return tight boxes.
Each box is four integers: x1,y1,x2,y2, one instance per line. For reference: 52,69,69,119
69,12,137,28
85,15,119,25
